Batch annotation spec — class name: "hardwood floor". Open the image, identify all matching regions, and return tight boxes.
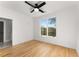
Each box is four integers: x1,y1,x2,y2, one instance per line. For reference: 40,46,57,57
0,40,78,57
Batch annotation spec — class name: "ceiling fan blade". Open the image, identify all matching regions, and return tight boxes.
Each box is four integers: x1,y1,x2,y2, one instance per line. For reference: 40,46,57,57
31,9,34,13
25,1,35,8
39,9,44,13
38,2,46,8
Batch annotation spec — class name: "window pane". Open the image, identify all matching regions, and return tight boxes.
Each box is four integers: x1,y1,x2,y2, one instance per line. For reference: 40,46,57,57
48,27,56,37
40,19,47,36
41,27,47,35
48,18,56,37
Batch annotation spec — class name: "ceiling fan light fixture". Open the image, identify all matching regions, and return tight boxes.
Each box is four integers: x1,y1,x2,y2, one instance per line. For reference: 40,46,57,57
34,8,39,12
25,1,46,13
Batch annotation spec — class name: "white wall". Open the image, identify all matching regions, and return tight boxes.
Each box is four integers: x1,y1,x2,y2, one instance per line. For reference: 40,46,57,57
0,6,33,45
76,6,79,56
34,6,78,49
77,28,79,56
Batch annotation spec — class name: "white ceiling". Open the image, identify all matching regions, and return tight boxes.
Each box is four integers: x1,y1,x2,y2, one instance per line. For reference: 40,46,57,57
0,1,79,18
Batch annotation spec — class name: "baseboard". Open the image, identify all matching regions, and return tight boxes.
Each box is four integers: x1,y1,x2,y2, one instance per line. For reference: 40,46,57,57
12,39,33,46
34,39,76,49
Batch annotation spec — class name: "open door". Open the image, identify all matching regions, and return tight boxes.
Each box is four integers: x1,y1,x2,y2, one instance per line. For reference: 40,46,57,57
0,21,4,43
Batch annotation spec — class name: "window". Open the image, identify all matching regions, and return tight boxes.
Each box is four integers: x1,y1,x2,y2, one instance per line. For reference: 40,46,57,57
40,19,48,36
40,17,56,37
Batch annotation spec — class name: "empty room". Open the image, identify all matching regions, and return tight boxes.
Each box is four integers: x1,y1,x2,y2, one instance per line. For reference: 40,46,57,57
0,1,79,57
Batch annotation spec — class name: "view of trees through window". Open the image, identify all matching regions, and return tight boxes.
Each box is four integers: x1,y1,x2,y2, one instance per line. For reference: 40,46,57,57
40,17,56,37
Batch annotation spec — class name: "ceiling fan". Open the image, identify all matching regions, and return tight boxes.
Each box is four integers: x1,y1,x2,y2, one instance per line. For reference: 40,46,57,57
25,1,46,13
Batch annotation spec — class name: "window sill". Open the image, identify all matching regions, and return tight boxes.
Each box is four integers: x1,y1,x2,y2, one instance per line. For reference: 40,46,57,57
41,35,56,38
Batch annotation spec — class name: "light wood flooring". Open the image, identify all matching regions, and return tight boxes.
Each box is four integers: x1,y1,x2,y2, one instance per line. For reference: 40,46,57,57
0,40,78,57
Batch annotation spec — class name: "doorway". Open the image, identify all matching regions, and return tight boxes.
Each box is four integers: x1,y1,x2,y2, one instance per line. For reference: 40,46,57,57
0,21,4,43
0,18,12,48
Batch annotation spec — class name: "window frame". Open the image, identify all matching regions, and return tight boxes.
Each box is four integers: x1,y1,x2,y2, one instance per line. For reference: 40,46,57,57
40,17,56,38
